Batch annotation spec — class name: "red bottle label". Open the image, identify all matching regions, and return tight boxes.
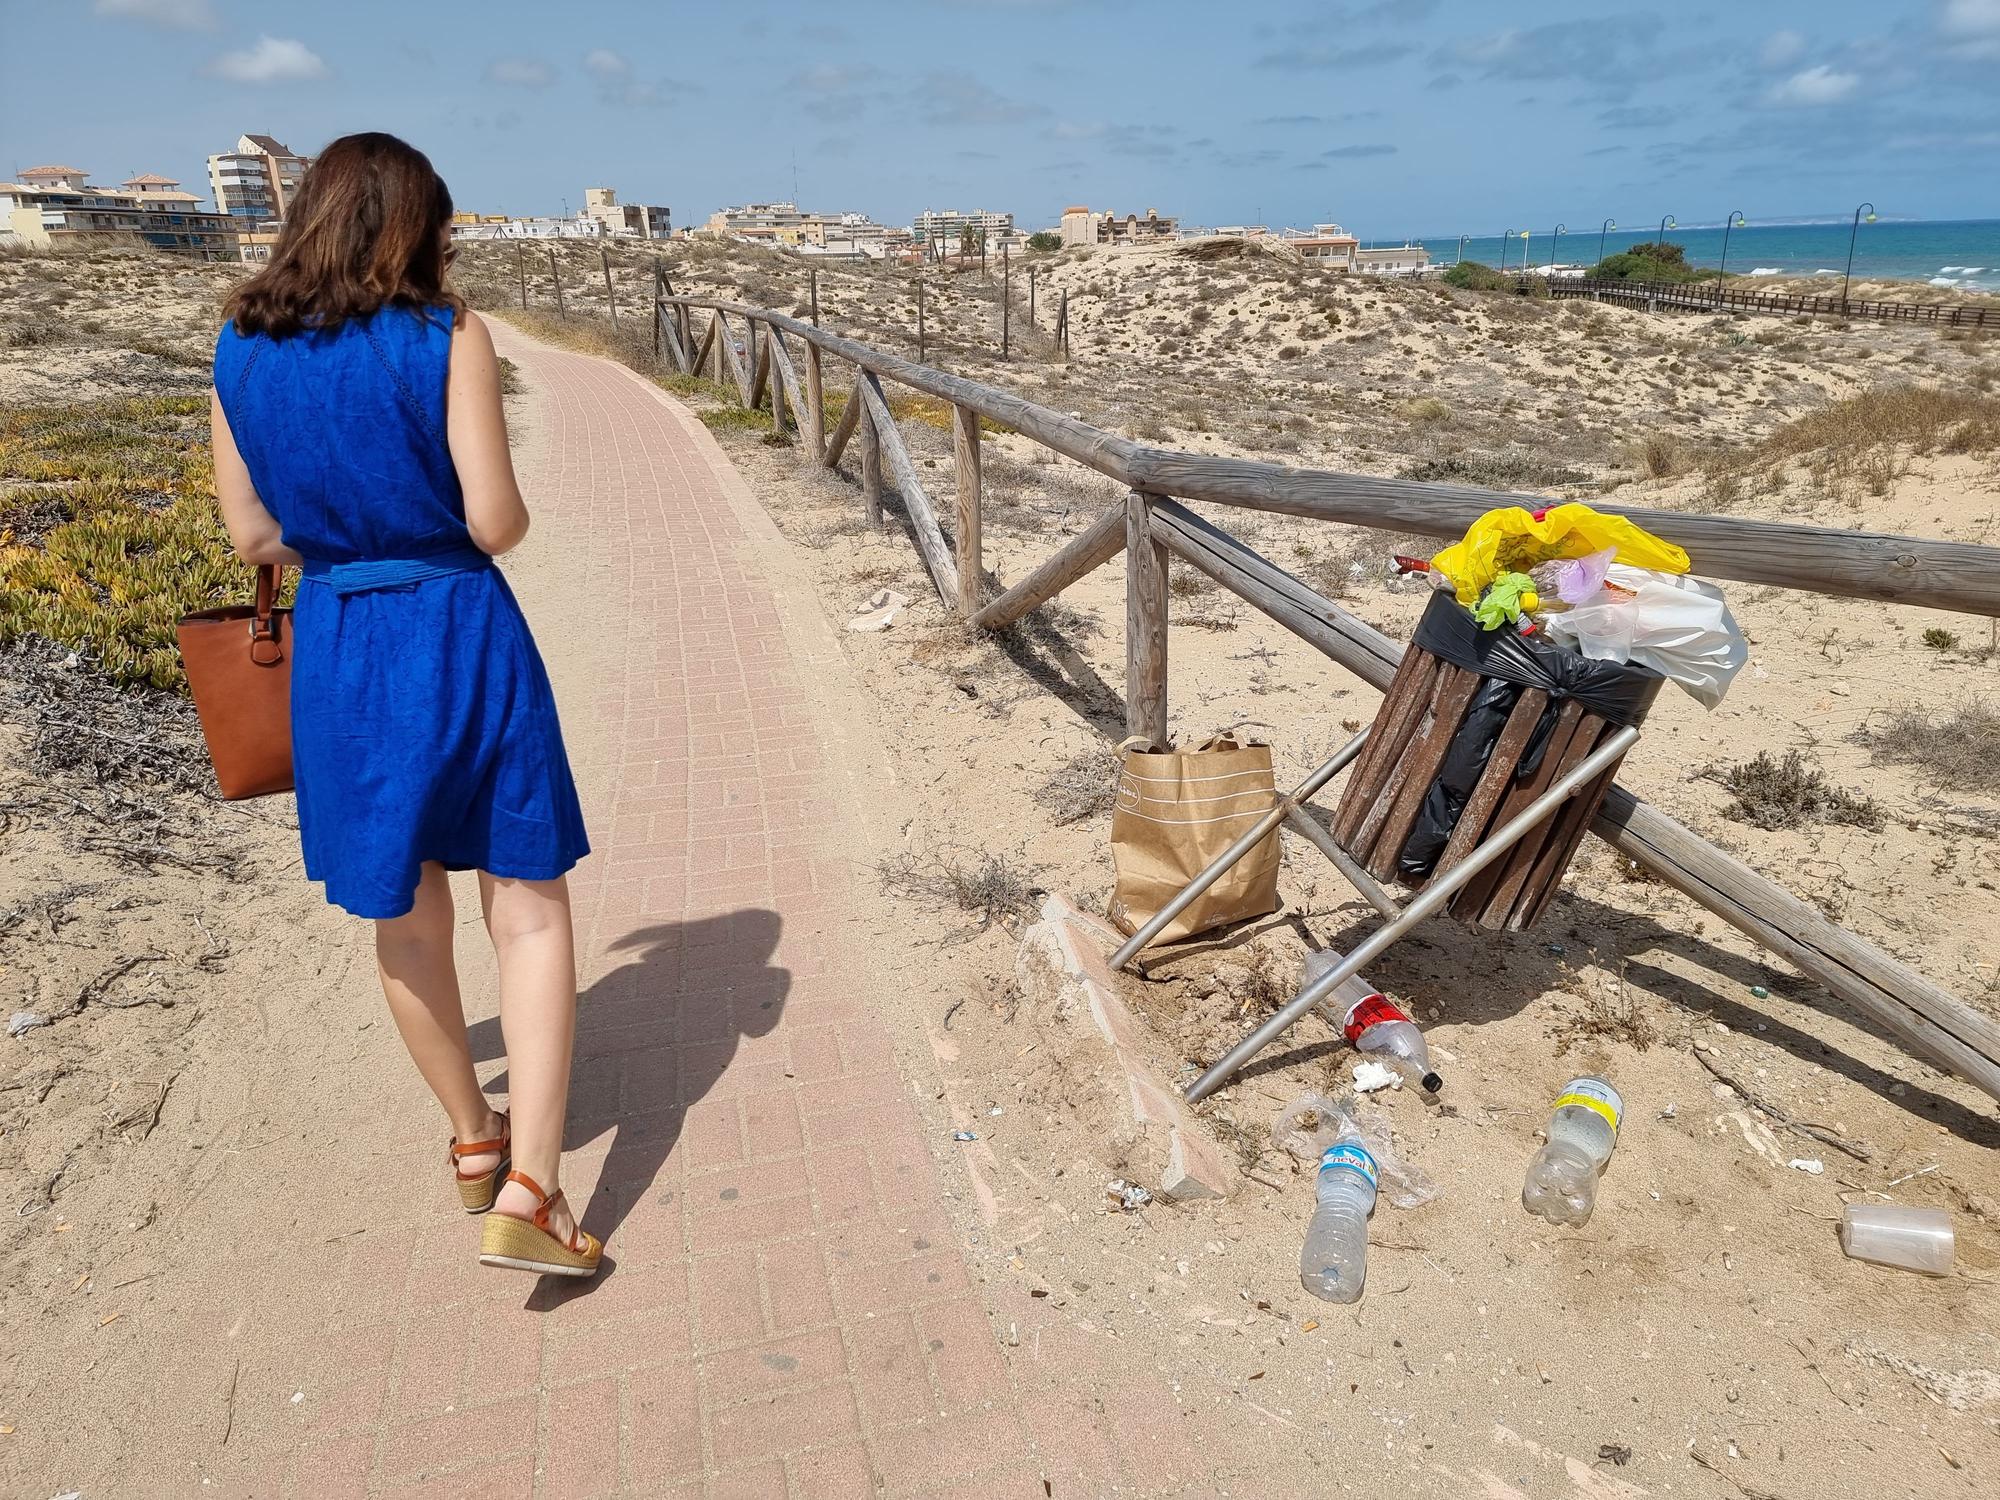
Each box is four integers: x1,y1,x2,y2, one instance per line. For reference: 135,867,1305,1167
1342,994,1409,1043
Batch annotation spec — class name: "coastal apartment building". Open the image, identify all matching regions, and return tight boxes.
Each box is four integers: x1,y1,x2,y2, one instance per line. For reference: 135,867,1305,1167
1284,223,1360,267
450,184,671,242
1354,243,1432,276
583,186,671,239
700,202,905,259
207,133,310,223
913,207,1015,249
703,202,817,243
1058,206,1179,248
0,165,239,260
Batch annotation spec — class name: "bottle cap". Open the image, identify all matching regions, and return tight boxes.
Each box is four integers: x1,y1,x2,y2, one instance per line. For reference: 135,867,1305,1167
1420,1070,1444,1094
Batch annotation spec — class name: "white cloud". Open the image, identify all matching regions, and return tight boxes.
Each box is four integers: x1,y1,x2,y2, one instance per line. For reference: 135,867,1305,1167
1766,64,1860,106
582,48,629,78
1758,29,1806,68
487,57,555,88
204,36,328,83
95,0,216,28
1940,0,2000,58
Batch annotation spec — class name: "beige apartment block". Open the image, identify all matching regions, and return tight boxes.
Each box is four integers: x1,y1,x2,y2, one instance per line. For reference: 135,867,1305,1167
1,165,239,260
1060,206,1178,247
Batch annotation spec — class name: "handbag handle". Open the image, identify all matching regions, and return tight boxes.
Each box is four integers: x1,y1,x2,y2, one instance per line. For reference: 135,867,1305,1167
249,563,285,666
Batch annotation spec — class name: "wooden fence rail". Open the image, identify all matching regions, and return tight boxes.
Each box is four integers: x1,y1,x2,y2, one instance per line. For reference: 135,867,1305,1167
652,288,2000,1104
1534,275,1999,328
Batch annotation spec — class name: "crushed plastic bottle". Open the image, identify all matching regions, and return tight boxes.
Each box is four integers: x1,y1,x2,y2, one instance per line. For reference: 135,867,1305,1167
1302,950,1443,1093
1521,1076,1623,1226
1272,1094,1439,1304
1300,1116,1377,1303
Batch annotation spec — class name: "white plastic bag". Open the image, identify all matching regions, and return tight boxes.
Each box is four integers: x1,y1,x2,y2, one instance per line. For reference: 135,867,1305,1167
1544,566,1748,709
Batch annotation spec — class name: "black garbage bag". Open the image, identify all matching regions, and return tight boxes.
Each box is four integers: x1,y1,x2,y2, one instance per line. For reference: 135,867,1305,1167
1394,592,1664,883
1396,676,1521,880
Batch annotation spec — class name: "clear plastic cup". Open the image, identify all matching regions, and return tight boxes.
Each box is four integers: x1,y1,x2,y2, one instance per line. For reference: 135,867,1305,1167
1839,1204,1954,1276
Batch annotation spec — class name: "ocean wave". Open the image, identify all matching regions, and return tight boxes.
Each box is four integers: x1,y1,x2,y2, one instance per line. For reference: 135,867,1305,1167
1748,267,1783,276
1929,276,1962,287
1812,268,1840,275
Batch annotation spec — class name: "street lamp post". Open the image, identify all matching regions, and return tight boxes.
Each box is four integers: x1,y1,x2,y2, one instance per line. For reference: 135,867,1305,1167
1458,233,1471,265
1499,229,1511,272
1655,213,1675,247
1842,201,1877,311
1597,217,1616,269
1549,223,1566,271
1716,210,1746,302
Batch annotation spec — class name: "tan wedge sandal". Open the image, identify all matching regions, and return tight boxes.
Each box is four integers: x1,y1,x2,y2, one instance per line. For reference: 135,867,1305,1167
448,1112,511,1214
479,1170,602,1278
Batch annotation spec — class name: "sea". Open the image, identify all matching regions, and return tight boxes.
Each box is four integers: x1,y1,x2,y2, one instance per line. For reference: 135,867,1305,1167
1413,218,2000,293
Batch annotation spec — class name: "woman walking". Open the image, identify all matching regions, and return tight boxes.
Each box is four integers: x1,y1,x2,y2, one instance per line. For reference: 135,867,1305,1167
209,132,599,1277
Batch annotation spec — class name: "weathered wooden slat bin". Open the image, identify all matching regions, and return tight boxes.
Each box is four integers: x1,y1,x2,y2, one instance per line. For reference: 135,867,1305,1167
1334,591,1662,931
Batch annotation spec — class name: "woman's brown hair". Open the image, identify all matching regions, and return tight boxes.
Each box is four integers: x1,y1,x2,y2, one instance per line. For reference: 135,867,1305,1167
224,132,463,338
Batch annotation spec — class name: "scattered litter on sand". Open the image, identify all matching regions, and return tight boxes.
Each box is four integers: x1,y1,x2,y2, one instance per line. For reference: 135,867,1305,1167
848,588,911,632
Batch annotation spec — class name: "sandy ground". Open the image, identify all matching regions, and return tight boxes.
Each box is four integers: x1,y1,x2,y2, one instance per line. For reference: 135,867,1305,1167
4,242,1998,1497
615,243,2000,1497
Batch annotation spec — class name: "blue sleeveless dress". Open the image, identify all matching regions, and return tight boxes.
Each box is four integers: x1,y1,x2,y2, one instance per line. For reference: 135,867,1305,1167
213,304,589,918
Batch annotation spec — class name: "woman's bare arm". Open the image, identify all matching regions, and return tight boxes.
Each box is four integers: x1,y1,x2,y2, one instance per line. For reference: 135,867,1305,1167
211,391,303,566
446,310,530,555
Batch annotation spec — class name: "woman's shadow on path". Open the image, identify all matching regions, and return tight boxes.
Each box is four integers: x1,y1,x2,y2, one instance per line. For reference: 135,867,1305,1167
468,908,789,1295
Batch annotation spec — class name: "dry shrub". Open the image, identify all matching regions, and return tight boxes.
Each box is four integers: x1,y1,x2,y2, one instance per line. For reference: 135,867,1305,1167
876,846,1042,936
1717,750,1883,832
1627,432,1687,479
1864,702,2000,795
1761,385,2000,460
1033,743,1119,826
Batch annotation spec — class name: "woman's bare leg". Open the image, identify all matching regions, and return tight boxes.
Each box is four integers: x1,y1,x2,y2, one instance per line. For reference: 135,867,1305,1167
479,873,581,1240
376,862,505,1168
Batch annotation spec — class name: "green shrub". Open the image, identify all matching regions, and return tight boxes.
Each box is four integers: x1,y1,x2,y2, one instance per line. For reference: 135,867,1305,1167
1443,260,1510,291
1027,231,1062,253
1586,241,1715,285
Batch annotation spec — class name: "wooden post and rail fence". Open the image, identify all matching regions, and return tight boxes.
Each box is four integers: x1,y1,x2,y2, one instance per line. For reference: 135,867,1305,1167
649,282,2000,1106
1528,274,1999,326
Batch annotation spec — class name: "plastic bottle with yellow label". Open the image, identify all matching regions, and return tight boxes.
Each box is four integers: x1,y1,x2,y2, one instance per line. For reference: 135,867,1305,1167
1521,1077,1622,1226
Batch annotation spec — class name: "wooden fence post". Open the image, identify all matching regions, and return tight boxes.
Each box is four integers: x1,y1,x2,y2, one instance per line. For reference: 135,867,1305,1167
516,243,527,310
650,260,663,362
858,397,884,530
1124,490,1169,745
1056,289,1069,359
809,267,819,327
803,341,825,461
600,245,618,324
1029,266,1036,326
548,245,566,320
1001,244,1010,360
953,404,983,616
917,279,927,364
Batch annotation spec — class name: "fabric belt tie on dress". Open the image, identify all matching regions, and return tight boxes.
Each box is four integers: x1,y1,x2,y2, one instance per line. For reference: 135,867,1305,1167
299,544,494,598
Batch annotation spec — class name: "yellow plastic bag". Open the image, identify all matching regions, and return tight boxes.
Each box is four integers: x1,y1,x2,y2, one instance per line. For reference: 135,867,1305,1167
1430,503,1690,606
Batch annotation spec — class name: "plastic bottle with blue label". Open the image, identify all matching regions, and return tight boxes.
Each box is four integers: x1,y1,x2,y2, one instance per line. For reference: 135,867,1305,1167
1300,1119,1379,1303
1521,1076,1622,1226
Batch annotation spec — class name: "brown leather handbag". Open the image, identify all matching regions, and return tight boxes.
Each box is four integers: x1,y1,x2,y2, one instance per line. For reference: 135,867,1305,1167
176,564,295,799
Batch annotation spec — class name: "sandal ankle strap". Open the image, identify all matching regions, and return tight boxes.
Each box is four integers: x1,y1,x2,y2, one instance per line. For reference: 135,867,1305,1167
449,1112,511,1165
502,1169,586,1253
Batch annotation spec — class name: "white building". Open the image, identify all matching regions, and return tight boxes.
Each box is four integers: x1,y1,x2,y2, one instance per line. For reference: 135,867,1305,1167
207,133,310,223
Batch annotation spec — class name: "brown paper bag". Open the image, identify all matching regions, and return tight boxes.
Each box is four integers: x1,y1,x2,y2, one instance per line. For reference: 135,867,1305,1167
1107,733,1281,944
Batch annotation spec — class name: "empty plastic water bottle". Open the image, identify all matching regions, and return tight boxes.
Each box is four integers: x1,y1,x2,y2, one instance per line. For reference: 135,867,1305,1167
1302,950,1443,1093
1299,1116,1378,1303
1521,1076,1623,1226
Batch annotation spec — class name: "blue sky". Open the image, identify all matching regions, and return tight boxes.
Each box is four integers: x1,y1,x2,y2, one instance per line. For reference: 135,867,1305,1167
6,1,1998,236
